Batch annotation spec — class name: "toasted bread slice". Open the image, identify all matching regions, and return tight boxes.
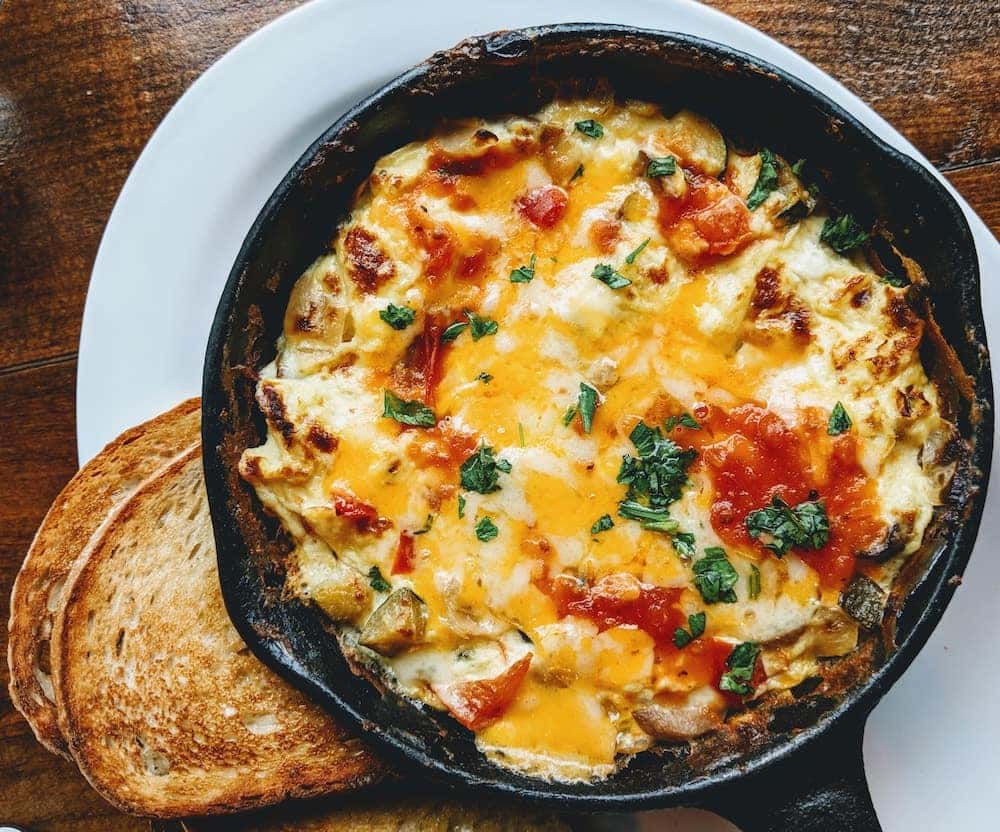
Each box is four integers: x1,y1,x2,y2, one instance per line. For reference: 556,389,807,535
175,791,570,831
8,397,201,756
51,446,385,817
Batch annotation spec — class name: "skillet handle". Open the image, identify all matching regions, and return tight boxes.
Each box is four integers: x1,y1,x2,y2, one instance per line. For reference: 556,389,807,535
706,716,881,832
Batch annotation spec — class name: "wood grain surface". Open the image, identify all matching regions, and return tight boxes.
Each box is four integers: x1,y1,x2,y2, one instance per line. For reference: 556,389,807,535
0,1,996,829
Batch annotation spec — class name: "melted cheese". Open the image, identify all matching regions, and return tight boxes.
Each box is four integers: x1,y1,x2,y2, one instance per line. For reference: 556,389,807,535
241,99,955,782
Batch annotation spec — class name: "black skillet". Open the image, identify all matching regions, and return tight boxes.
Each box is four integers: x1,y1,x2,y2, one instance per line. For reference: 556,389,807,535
202,24,992,831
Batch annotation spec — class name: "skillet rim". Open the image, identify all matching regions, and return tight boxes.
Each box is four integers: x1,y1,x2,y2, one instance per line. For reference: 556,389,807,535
202,22,993,809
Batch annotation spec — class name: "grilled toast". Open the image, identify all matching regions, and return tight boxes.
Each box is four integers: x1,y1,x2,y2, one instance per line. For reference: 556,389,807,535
50,446,385,817
8,397,201,756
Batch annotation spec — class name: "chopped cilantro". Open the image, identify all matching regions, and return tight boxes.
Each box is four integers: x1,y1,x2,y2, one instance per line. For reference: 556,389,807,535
476,372,493,384
671,531,697,560
412,514,434,535
672,612,707,649
745,495,830,557
692,547,739,604
880,271,910,288
820,214,868,254
748,564,762,600
665,412,700,432
791,158,807,177
591,514,615,535
459,444,512,494
562,406,578,426
747,148,780,210
510,254,536,284
617,422,697,510
382,390,436,427
465,310,498,340
720,641,761,696
457,494,466,519
625,238,650,265
592,263,631,289
475,516,499,542
441,320,469,342
617,500,680,533
575,119,604,139
570,163,585,182
379,303,416,330
646,155,677,178
367,565,391,592
828,401,852,436
578,383,599,434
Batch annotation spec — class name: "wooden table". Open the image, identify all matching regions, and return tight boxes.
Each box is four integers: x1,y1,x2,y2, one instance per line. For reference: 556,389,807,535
0,1,996,828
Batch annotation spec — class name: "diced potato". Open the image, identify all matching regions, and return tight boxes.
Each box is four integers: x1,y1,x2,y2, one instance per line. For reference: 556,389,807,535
359,588,428,656
654,110,728,177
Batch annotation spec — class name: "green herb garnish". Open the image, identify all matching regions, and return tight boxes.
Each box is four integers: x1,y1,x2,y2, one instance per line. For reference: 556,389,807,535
457,494,466,519
562,406,578,426
459,444,512,494
477,372,493,384
791,158,807,177
367,565,391,592
570,163,585,182
617,421,697,510
646,155,677,178
664,412,700,432
625,238,650,265
379,303,416,330
510,254,536,284
671,531,697,560
673,611,707,648
748,564,762,600
827,402,852,436
747,148,780,210
575,119,604,139
820,214,868,254
692,547,739,604
880,271,910,288
475,516,499,542
591,514,615,535
745,495,830,557
465,310,498,340
577,383,599,434
720,641,761,696
592,263,631,289
441,321,469,342
382,390,436,427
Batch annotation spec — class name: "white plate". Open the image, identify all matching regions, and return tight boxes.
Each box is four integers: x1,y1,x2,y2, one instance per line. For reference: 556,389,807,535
77,1,1000,828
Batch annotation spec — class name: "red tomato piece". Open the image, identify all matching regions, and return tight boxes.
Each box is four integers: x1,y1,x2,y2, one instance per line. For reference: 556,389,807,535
517,185,569,228
391,532,416,575
433,655,532,730
332,492,383,533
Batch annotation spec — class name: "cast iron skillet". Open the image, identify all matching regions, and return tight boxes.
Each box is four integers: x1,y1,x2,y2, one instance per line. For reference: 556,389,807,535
202,24,992,830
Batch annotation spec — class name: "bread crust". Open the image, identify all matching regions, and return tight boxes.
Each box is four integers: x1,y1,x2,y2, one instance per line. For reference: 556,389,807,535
7,397,201,756
50,447,385,817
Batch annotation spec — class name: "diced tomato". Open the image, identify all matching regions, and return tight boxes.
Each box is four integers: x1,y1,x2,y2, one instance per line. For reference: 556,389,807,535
589,218,621,253
685,404,882,591
433,656,532,730
543,574,685,645
332,492,387,534
406,421,480,471
657,173,751,261
393,316,445,405
517,185,569,228
391,532,416,575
